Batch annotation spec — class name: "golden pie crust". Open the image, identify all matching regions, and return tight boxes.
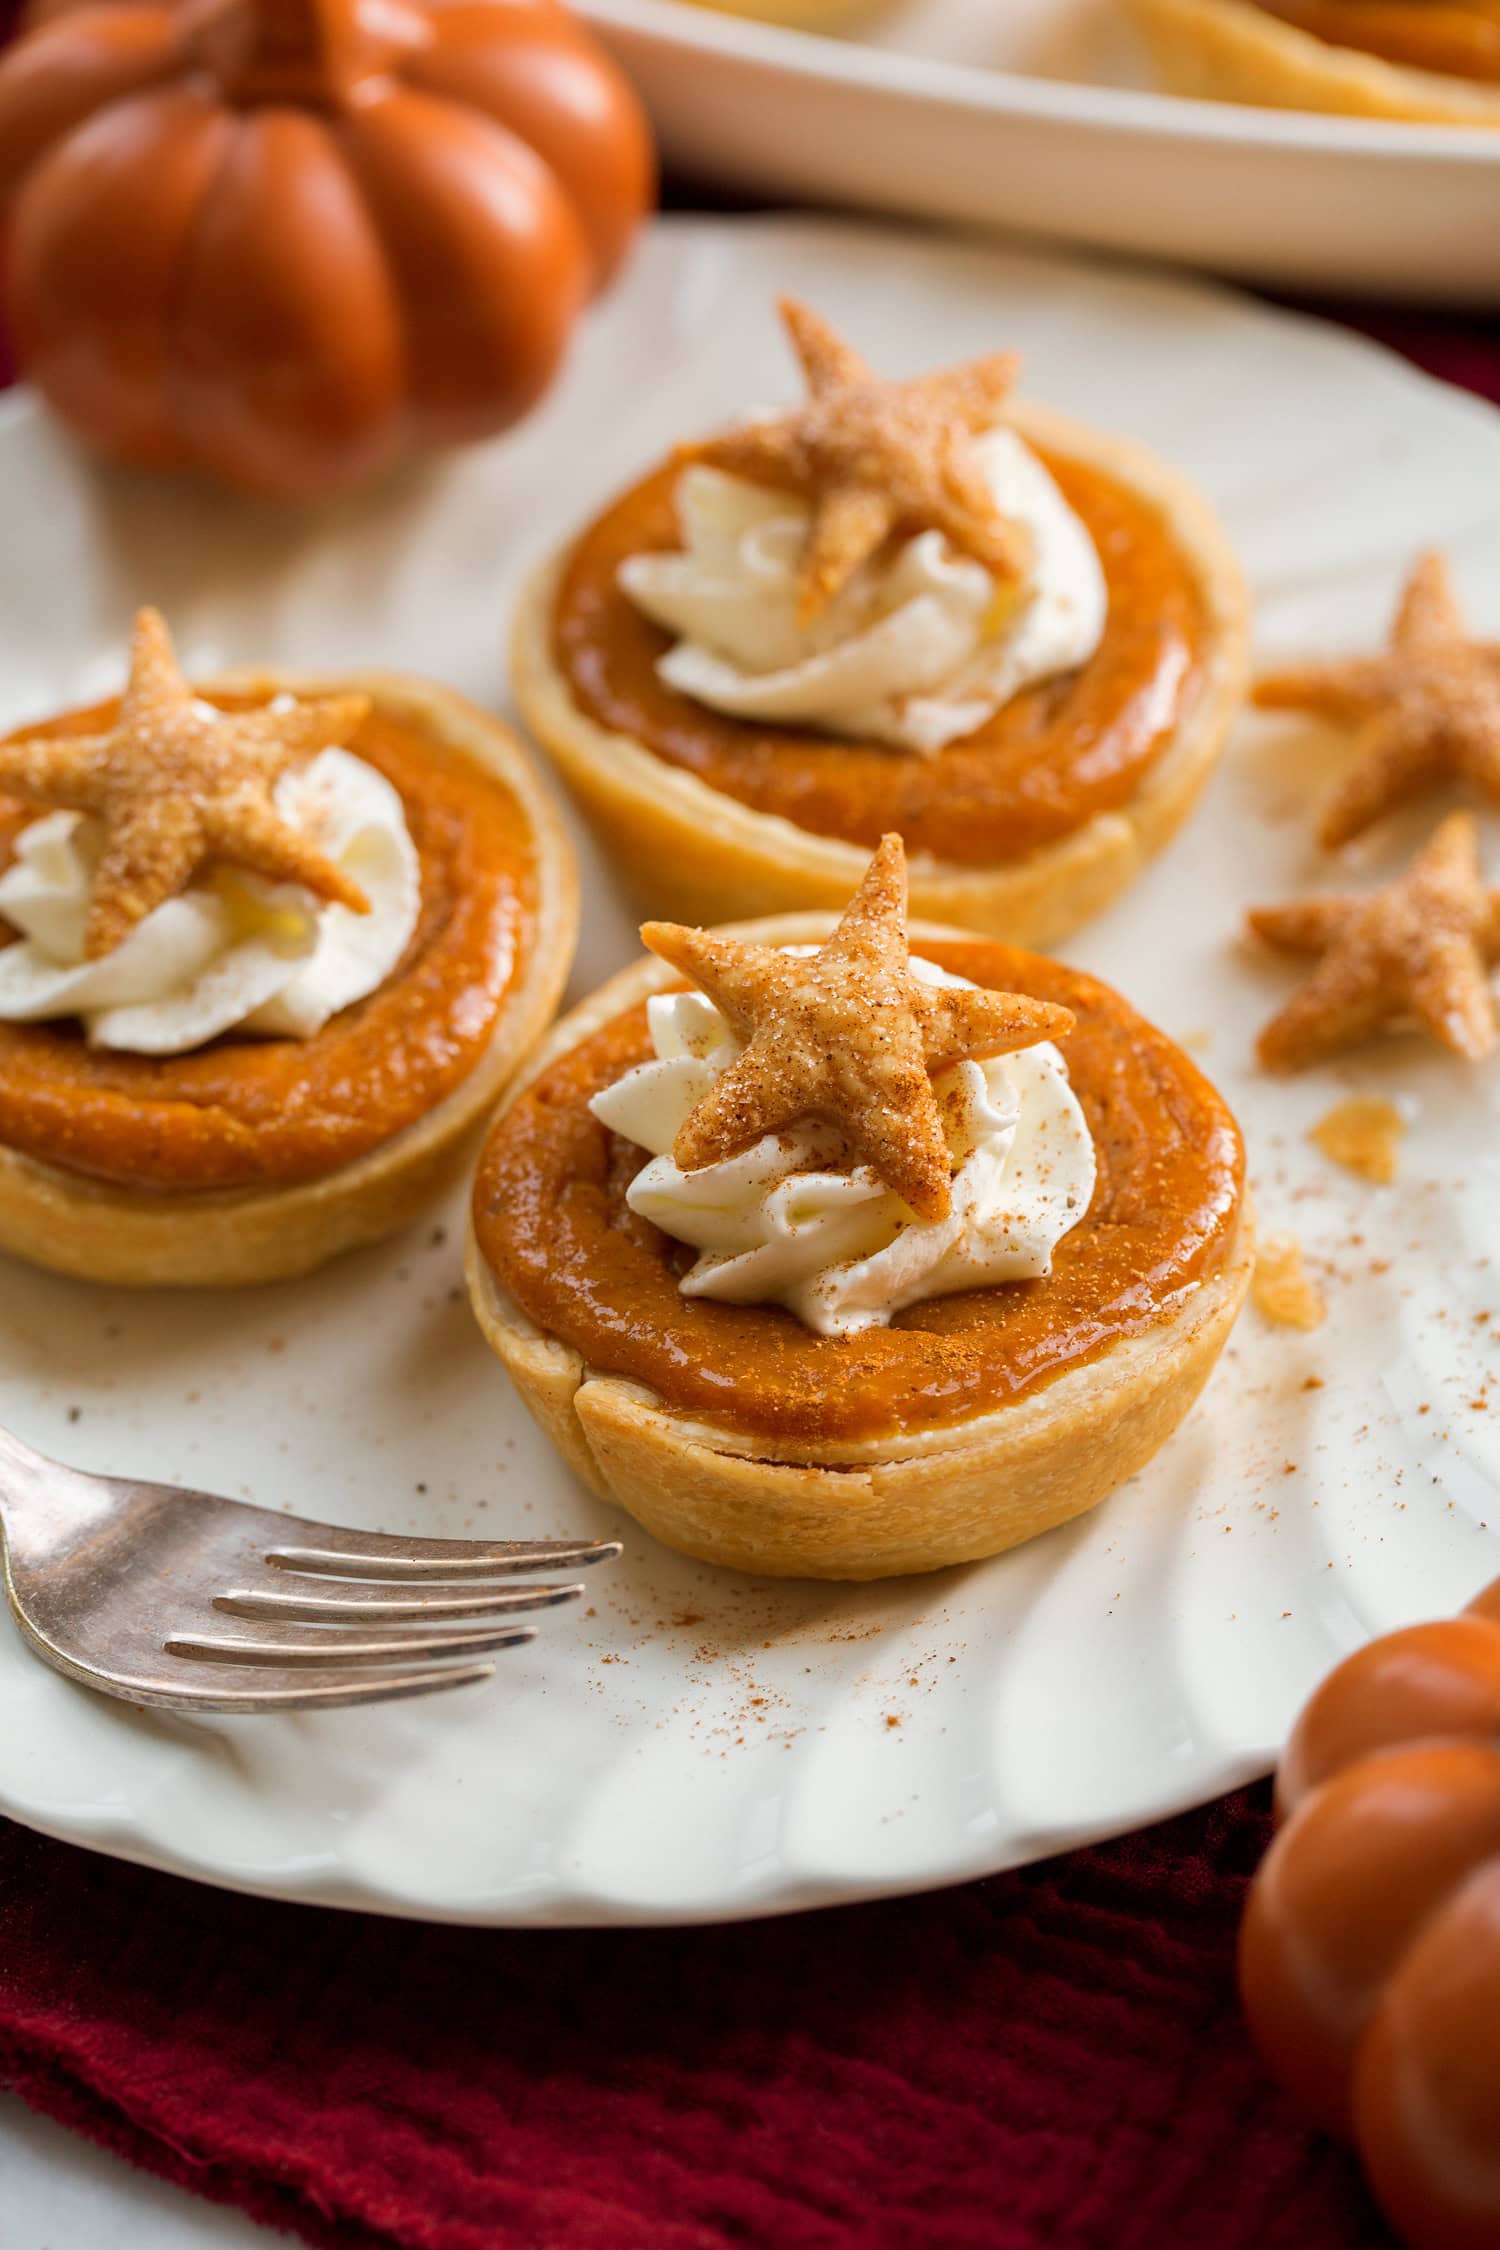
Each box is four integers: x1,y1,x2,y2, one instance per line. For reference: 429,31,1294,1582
464,913,1254,1580
511,404,1249,947
1130,0,1500,121
0,671,577,1288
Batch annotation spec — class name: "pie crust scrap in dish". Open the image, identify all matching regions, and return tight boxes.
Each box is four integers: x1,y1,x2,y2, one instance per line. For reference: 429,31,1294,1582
0,654,578,1288
1255,0,1500,82
466,900,1252,1581
672,0,877,26
1128,0,1500,121
512,306,1248,949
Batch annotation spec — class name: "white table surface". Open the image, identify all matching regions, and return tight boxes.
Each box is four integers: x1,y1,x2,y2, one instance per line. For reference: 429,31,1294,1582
0,2095,285,2248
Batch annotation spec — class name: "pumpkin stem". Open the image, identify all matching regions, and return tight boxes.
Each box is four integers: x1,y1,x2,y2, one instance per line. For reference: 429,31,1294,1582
184,0,424,105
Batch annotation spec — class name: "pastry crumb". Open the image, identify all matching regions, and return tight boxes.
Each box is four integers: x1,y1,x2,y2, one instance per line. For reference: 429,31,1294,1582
1253,1232,1326,1331
1310,1096,1404,1185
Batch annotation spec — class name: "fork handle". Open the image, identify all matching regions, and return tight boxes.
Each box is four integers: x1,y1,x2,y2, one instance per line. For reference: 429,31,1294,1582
0,1422,53,1504
0,1423,115,1566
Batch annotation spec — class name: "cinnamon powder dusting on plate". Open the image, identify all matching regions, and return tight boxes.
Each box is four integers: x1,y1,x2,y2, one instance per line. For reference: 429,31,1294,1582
1310,1096,1404,1185
1252,1233,1326,1331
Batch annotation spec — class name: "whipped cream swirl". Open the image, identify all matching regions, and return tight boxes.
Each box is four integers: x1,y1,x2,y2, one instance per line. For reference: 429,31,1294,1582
590,954,1096,1339
0,738,420,1055
618,429,1108,757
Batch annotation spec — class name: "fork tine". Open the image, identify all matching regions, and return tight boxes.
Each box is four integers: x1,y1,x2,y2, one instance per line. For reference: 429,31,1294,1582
174,1662,498,1713
214,1581,584,1624
265,1534,622,1581
41,1656,501,1716
164,1622,539,1667
231,1662,498,1713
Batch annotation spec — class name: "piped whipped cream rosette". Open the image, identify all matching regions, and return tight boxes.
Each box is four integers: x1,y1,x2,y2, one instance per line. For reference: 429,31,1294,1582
585,834,1094,1339
0,745,418,1054
0,641,420,1056
590,956,1096,1337
619,433,1107,756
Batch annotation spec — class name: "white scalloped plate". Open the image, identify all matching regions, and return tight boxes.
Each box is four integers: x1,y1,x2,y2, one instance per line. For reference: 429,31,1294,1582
2,217,1499,1926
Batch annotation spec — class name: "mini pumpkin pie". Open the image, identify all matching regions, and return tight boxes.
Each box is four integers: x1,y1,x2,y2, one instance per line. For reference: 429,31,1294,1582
511,298,1249,949
467,836,1253,1580
0,609,577,1287
1129,0,1500,123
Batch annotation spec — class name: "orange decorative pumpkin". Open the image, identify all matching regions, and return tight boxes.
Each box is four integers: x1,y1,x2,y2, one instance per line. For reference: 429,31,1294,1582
0,0,653,496
1241,1575,1500,2250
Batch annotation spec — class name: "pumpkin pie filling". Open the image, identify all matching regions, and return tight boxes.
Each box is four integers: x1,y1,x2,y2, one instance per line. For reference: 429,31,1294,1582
1254,0,1500,80
551,451,1207,869
474,941,1245,1446
0,692,537,1194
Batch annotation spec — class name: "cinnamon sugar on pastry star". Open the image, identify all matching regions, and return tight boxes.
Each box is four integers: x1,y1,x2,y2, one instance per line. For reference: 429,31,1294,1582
692,298,1028,624
642,833,1073,1223
1256,552,1500,849
0,608,372,959
1249,811,1500,1070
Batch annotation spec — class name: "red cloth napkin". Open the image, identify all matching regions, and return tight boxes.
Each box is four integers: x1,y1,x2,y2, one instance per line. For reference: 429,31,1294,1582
0,1788,1398,2250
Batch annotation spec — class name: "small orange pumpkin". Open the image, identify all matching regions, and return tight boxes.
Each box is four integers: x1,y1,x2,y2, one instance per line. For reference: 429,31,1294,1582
0,0,653,496
1241,1575,1500,2250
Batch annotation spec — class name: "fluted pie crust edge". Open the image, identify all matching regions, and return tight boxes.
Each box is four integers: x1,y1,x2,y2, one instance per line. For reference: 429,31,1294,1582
0,672,579,1289
464,914,1255,1581
1130,0,1500,122
510,402,1250,949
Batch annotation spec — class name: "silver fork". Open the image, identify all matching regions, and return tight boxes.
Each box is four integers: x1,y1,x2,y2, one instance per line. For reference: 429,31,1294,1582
0,1424,619,1714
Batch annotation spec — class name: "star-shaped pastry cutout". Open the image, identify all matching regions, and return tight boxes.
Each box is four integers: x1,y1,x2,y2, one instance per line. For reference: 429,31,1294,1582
0,607,372,960
692,298,1026,624
1256,551,1500,849
1248,811,1500,1070
641,834,1074,1223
